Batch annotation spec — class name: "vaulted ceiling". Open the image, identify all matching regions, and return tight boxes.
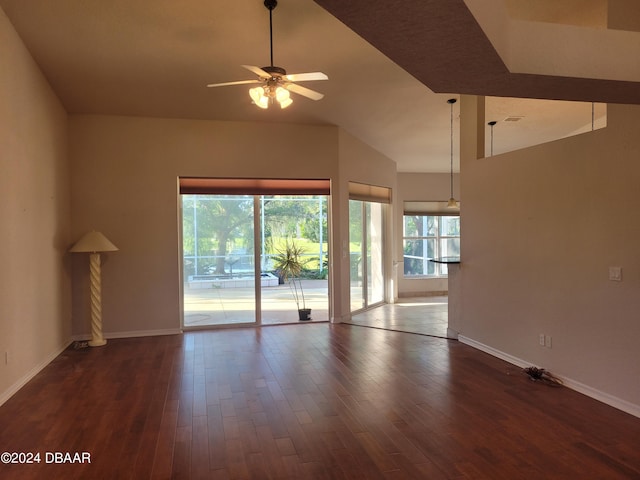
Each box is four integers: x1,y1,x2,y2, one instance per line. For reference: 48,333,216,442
315,0,640,103
2,0,635,172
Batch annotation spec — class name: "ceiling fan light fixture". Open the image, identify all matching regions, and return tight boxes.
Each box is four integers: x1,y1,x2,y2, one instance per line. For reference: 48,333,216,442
279,97,293,109
275,86,288,101
275,86,292,108
207,0,327,107
249,87,269,109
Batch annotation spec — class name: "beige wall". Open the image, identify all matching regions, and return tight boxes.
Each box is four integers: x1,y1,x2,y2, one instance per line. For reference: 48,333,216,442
460,99,640,414
395,172,460,297
69,115,396,333
0,9,71,404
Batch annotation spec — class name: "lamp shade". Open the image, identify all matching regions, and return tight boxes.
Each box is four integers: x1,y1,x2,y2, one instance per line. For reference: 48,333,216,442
69,231,118,253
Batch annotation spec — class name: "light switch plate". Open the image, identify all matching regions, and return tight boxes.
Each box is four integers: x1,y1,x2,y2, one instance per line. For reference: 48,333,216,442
609,266,622,281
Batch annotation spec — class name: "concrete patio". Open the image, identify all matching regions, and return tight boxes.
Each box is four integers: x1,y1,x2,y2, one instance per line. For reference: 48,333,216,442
183,279,329,327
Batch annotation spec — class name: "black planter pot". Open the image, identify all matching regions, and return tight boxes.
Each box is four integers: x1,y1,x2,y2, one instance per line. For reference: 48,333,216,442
298,308,311,321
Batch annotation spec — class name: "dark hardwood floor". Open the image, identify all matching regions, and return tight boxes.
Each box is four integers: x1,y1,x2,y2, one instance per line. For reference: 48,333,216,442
1,324,639,479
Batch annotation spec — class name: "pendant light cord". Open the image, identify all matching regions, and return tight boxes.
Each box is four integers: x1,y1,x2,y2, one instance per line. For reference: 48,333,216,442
447,98,457,198
446,98,457,208
450,99,455,198
490,126,494,156
488,121,497,156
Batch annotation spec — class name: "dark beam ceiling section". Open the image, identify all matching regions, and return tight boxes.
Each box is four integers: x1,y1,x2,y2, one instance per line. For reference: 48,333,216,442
314,0,640,104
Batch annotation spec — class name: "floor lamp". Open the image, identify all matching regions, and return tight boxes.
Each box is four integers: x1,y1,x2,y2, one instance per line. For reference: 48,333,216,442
70,231,119,347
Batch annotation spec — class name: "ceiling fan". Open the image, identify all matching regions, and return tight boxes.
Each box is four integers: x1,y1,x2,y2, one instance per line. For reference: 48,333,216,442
206,0,328,109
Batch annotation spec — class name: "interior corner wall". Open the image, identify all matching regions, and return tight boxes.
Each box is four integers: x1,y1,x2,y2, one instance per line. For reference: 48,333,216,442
0,7,71,405
69,115,340,336
336,129,397,319
460,102,640,414
395,172,460,298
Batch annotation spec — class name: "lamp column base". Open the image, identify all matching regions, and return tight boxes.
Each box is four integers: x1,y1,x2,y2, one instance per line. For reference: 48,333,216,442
88,253,107,348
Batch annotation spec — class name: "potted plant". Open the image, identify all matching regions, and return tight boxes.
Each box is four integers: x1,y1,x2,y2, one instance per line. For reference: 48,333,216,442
272,239,311,320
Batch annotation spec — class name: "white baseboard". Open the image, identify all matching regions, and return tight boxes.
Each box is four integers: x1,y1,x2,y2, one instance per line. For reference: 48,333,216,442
0,340,73,408
398,291,448,298
459,335,640,419
459,336,531,369
71,328,182,342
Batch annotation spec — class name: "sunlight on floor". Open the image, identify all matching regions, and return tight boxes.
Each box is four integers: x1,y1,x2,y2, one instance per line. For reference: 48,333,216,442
347,295,450,338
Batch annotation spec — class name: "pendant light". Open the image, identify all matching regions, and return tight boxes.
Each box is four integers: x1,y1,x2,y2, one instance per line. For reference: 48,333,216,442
487,120,497,156
447,98,459,209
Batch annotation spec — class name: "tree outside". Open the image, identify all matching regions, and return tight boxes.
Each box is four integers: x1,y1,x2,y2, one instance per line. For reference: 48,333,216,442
182,195,328,280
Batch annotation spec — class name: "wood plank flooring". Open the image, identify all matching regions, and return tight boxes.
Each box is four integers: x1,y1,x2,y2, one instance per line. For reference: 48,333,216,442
1,324,639,479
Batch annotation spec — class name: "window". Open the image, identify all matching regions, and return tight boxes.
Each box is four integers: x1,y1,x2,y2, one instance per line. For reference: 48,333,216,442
403,215,460,276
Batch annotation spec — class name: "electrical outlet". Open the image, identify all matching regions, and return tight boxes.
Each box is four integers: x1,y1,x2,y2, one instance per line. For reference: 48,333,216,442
539,334,545,346
545,335,552,348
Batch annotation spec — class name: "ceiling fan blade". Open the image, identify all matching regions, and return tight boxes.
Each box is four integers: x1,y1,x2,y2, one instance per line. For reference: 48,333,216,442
285,72,328,82
241,65,272,78
207,79,262,88
286,83,325,101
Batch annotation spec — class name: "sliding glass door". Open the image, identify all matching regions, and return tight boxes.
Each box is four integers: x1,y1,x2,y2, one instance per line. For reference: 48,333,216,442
182,195,257,326
181,189,329,327
349,199,385,313
259,195,329,324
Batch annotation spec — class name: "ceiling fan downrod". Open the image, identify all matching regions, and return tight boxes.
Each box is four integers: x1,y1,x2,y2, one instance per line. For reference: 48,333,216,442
264,0,278,67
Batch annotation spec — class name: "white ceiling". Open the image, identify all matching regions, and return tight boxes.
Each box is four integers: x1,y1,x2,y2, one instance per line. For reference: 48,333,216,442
0,0,614,172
